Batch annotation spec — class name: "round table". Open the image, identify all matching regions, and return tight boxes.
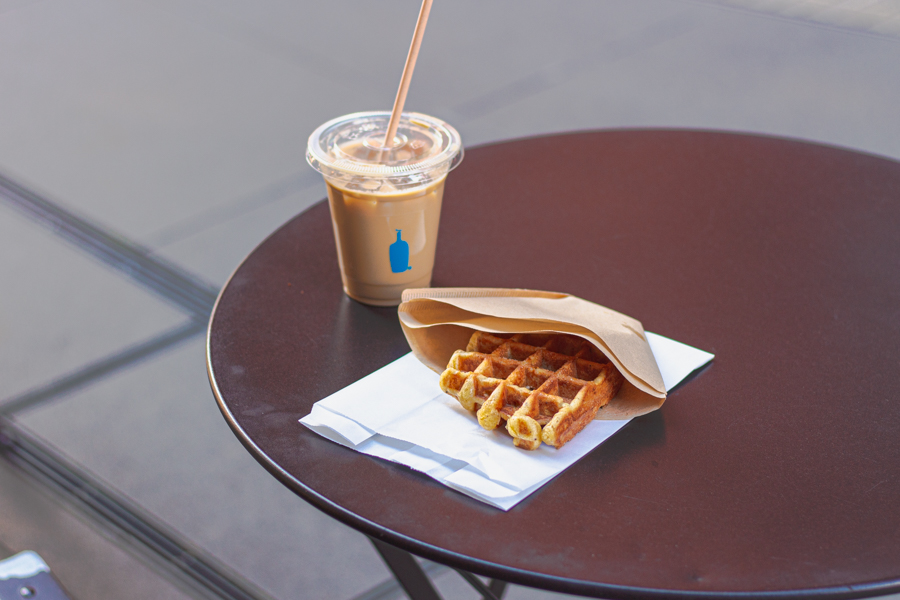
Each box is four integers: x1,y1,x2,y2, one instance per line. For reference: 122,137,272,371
207,130,900,599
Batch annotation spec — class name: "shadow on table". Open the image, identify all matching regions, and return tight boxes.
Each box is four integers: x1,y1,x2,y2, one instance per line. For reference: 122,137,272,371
328,294,412,379
580,360,713,471
666,361,714,396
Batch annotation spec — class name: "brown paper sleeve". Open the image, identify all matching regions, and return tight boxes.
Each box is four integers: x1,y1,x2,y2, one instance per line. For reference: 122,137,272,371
398,288,667,421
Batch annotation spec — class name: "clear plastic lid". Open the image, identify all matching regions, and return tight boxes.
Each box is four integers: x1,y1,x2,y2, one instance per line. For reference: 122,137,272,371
306,111,463,193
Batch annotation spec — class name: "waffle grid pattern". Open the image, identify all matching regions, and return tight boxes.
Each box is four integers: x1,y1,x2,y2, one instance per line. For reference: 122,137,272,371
439,332,624,450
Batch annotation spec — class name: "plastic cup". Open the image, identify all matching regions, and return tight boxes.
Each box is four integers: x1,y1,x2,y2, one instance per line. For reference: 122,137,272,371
307,111,463,306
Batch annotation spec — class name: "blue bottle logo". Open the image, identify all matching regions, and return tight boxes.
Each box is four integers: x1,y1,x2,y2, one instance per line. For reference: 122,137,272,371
389,229,413,273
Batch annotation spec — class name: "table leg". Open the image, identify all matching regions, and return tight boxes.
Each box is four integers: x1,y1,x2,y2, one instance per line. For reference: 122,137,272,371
453,568,507,600
489,579,508,599
368,537,443,600
368,537,508,600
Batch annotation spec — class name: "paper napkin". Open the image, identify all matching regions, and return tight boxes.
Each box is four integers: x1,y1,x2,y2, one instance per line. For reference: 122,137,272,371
301,331,713,510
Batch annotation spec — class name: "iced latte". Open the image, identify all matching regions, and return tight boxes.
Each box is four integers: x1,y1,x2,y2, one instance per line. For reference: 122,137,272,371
307,112,463,306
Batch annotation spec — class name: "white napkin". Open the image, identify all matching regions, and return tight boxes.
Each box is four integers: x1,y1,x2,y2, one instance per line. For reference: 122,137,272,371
301,332,713,510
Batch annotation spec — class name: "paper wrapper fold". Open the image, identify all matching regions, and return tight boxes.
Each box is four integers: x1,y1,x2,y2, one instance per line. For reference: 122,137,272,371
398,288,667,420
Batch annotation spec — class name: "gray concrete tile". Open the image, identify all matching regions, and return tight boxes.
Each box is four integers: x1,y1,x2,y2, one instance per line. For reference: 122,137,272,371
0,0,39,16
0,0,695,259
696,0,900,37
154,0,688,121
153,176,325,288
0,0,359,243
170,0,900,160
147,0,394,88
407,0,691,125
3,0,898,266
16,338,391,600
0,206,188,402
0,457,196,600
445,2,900,162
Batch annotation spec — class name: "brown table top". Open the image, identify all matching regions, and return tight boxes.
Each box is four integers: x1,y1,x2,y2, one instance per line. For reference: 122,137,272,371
207,130,900,599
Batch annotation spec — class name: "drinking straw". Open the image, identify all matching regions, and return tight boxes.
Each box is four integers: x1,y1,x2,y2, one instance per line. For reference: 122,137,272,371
382,0,433,149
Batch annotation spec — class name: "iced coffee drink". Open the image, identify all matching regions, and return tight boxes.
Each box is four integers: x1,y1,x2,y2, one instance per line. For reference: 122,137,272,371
307,112,463,306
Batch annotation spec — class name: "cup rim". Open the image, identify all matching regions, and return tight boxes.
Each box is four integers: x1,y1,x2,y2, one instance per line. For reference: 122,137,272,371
306,111,463,179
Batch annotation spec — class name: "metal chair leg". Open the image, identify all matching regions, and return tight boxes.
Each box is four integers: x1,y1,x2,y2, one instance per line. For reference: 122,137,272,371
453,568,507,600
488,578,508,599
368,537,443,600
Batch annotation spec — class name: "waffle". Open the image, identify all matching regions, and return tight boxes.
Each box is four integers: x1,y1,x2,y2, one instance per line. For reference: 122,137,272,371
439,331,624,450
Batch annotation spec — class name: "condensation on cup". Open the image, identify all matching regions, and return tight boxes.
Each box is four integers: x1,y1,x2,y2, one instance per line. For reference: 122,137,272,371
307,111,463,306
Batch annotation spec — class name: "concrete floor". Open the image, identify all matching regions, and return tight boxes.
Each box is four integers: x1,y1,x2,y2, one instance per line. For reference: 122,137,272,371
1,1,899,598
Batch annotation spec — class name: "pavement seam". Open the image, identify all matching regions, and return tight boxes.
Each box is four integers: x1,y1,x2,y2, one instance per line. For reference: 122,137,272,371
0,171,218,413
0,417,275,600
145,170,322,248
449,10,697,121
0,177,261,597
0,320,205,415
680,0,900,41
0,171,218,319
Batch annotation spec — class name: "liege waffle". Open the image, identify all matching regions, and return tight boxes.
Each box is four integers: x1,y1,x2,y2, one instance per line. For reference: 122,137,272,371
439,331,624,450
